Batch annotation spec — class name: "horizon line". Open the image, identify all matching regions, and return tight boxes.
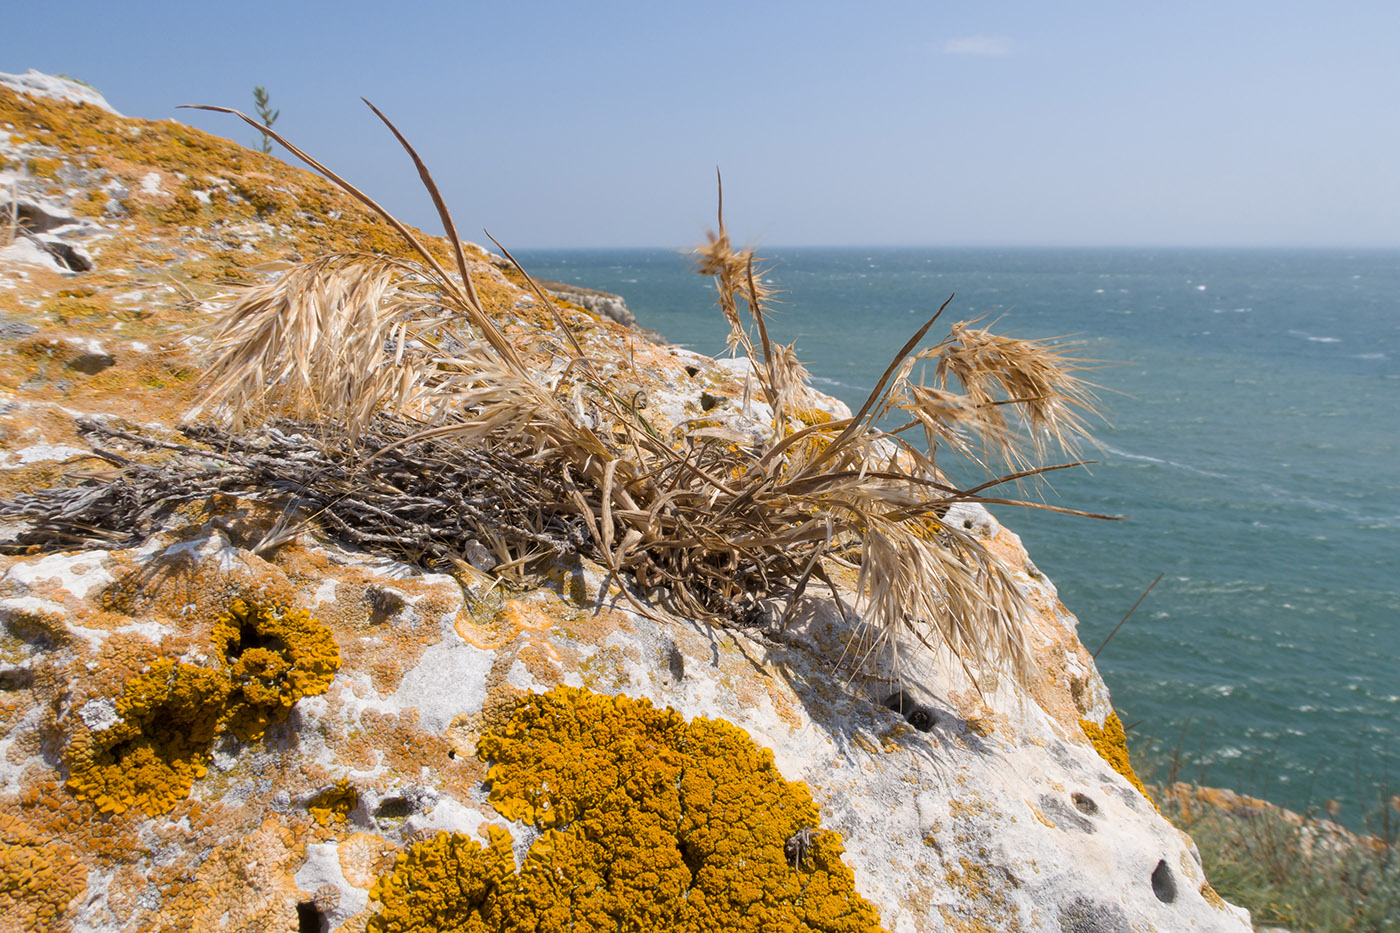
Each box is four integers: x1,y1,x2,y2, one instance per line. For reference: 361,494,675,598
503,242,1400,253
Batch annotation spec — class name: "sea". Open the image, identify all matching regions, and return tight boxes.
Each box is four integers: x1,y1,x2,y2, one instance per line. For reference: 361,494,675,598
516,247,1400,831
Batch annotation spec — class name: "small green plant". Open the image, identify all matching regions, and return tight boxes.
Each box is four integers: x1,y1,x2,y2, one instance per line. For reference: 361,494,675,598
251,86,279,154
2,181,17,247
1165,791,1399,930
1135,733,1400,931
55,73,97,90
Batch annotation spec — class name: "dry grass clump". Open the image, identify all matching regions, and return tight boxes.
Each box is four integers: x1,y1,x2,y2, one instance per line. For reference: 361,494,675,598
185,254,445,439
95,104,1113,684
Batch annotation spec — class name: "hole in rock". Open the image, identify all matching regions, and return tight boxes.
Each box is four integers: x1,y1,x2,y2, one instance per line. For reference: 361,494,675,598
881,691,936,732
223,614,286,663
8,200,70,234
296,901,328,933
45,240,92,272
0,667,34,691
882,691,913,714
905,708,935,732
1071,792,1099,816
1150,859,1176,903
374,796,413,819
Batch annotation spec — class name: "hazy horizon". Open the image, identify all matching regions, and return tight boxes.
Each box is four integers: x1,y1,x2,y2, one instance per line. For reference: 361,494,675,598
4,1,1398,250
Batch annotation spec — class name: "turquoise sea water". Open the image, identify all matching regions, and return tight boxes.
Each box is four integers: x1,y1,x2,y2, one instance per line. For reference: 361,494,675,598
517,247,1400,829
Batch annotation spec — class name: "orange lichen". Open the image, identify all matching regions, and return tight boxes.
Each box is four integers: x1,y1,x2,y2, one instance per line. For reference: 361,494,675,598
368,685,886,932
938,855,1023,933
211,598,339,741
61,598,337,815
1079,712,1152,802
73,187,108,217
793,406,836,426
65,658,230,815
26,155,60,178
0,85,462,268
42,294,109,324
339,833,398,889
369,827,519,933
307,779,358,827
1200,881,1227,910
0,811,86,932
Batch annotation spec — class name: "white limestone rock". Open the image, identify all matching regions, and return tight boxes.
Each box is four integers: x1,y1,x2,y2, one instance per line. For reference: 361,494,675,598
0,69,123,116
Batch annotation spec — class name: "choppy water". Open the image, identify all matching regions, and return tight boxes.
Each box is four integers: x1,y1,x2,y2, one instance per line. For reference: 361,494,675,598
518,247,1400,829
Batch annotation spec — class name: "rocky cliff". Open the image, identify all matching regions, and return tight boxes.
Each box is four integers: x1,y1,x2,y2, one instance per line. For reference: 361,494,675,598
0,71,1250,932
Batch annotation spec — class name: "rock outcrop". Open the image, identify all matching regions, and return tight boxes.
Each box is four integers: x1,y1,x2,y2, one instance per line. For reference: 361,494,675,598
0,73,1250,931
536,278,638,327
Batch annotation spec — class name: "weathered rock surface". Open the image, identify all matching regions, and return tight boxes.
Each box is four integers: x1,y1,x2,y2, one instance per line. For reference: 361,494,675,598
0,74,1251,931
537,278,639,328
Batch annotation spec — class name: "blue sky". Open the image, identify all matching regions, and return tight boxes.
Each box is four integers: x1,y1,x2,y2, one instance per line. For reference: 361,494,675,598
4,1,1397,247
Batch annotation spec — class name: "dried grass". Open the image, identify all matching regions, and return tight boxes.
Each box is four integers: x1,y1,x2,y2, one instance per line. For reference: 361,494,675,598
106,104,1116,684
187,254,444,439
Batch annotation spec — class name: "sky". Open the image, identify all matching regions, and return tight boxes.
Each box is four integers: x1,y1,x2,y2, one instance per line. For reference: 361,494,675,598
3,1,1398,248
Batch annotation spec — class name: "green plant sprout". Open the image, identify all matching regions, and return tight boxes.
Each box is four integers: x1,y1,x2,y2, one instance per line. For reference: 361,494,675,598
252,86,279,154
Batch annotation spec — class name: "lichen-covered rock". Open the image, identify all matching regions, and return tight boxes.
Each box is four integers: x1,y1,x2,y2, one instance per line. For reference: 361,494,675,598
375,684,884,933
369,685,886,933
0,810,87,933
65,657,230,815
212,598,340,742
0,74,1252,932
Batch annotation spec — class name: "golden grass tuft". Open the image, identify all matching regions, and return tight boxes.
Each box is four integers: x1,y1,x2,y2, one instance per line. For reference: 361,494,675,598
189,253,443,439
184,102,1113,686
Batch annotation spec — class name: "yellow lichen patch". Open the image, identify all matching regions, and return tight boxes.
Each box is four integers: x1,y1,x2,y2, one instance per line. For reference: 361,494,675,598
1026,802,1056,829
793,406,836,426
308,780,359,827
938,856,1023,933
26,155,61,178
495,598,558,635
211,598,339,742
368,685,886,932
272,549,456,695
65,658,230,816
138,817,305,933
878,722,915,752
0,86,459,270
950,690,998,738
1199,881,1226,910
41,294,110,324
354,709,484,804
1079,712,1152,802
0,811,86,932
73,187,108,217
11,780,144,865
369,827,519,933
